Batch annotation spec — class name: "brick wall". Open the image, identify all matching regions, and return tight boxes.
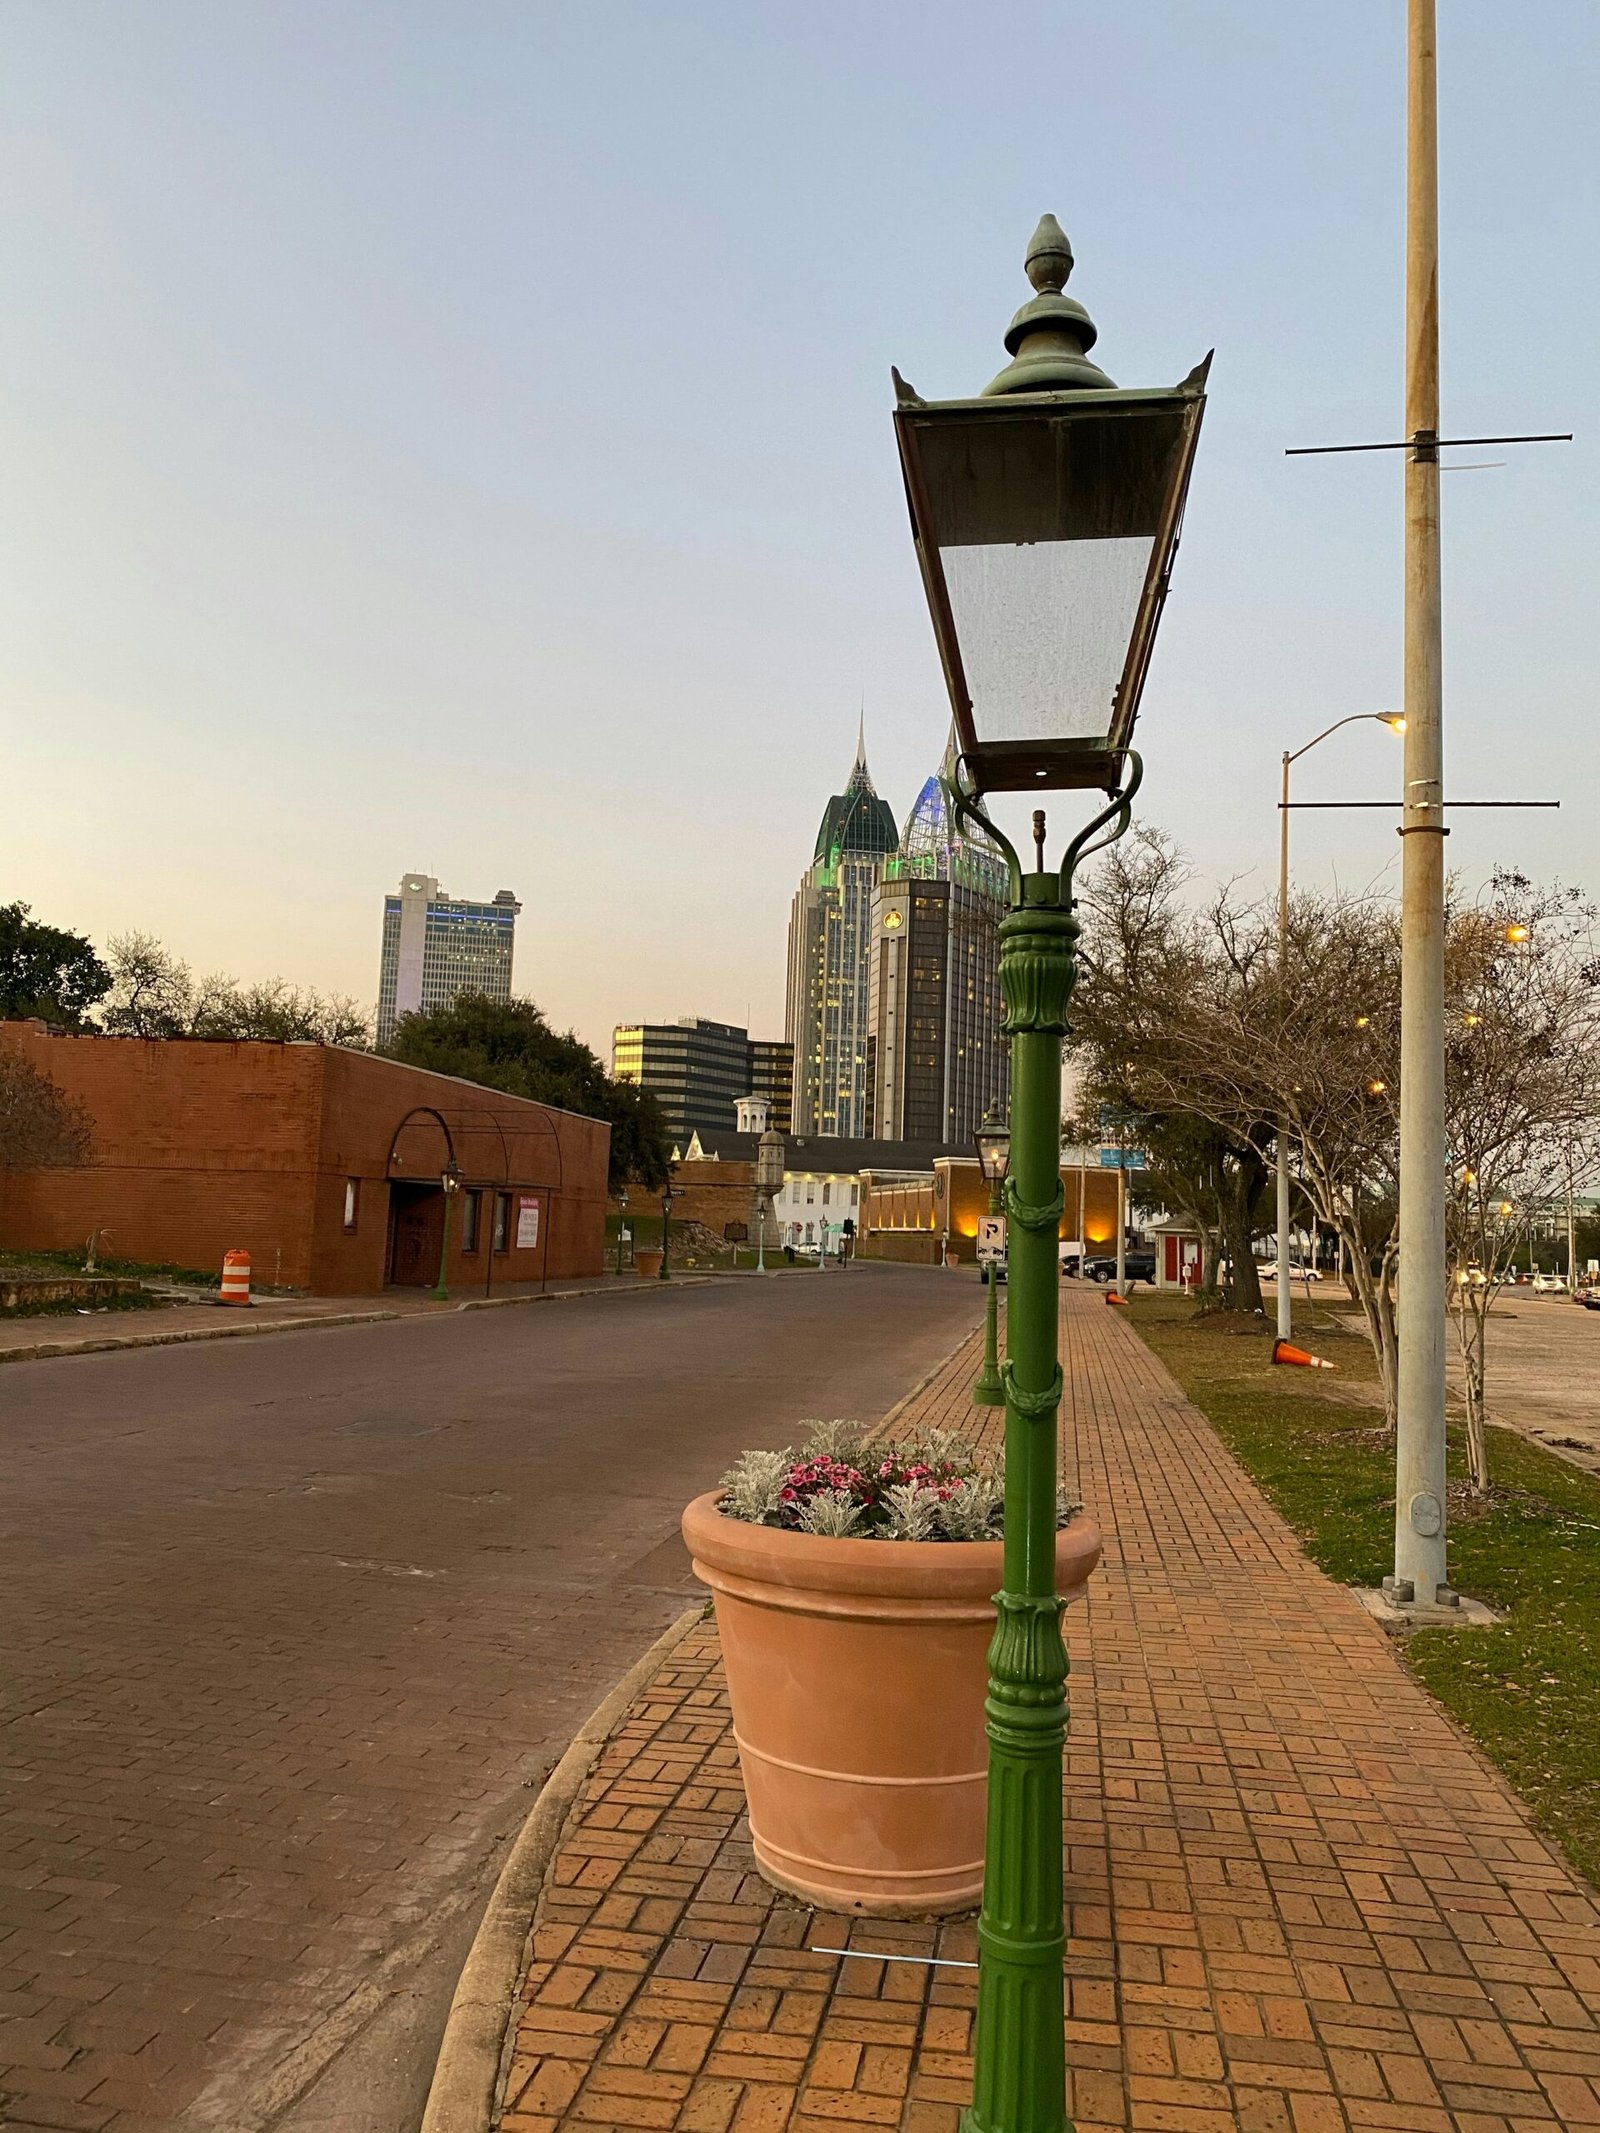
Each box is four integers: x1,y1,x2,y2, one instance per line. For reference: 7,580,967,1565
665,1159,759,1235
0,1027,608,1293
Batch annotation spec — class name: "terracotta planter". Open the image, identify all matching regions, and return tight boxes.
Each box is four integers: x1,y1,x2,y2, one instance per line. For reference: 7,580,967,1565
633,1248,663,1278
681,1491,1101,1916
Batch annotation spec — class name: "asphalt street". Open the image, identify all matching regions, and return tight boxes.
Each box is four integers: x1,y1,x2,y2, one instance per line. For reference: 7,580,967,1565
0,1265,982,2133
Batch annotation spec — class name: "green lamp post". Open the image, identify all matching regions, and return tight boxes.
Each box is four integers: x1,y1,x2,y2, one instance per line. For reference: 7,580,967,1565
615,1190,629,1278
972,1108,1011,1407
893,214,1208,2133
659,1182,675,1281
433,1159,462,1303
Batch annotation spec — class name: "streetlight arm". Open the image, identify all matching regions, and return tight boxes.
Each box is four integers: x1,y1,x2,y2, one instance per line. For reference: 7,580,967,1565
1287,710,1398,766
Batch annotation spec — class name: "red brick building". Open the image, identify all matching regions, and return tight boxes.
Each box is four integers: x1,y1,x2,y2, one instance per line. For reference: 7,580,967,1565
0,1025,608,1295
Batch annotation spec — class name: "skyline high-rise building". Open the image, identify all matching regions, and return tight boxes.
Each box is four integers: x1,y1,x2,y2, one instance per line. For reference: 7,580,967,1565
746,1037,794,1135
376,873,520,1047
611,1019,794,1148
785,730,898,1138
868,744,1009,1143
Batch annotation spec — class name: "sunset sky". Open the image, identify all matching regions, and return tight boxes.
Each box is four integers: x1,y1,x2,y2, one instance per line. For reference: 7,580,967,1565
5,2,1595,1055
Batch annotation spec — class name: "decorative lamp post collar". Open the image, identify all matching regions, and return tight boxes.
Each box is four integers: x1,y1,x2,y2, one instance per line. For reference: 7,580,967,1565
984,214,1116,397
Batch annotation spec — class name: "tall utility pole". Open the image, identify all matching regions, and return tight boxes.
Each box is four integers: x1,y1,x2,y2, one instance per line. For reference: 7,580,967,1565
1277,754,1294,1340
1391,0,1451,1607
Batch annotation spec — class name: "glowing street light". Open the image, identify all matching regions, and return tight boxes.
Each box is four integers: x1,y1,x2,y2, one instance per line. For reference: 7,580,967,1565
1276,711,1405,1335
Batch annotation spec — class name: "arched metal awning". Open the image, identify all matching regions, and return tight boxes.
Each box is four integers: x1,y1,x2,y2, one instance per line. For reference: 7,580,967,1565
384,1104,565,1193
382,1104,567,1298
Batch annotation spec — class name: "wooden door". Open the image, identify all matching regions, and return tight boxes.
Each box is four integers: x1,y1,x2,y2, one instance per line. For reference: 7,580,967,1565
390,1185,445,1286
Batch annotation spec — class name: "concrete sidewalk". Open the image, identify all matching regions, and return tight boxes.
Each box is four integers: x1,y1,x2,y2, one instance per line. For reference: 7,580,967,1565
484,1287,1600,2133
0,1271,716,1365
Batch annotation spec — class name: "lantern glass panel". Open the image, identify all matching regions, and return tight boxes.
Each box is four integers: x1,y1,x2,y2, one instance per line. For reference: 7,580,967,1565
940,536,1150,745
974,1119,1011,1184
898,388,1204,787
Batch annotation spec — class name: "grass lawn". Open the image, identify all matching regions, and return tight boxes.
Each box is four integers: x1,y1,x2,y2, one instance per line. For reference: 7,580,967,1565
1126,1291,1600,1890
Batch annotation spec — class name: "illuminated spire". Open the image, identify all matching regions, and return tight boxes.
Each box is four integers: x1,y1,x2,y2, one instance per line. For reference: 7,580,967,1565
847,707,874,794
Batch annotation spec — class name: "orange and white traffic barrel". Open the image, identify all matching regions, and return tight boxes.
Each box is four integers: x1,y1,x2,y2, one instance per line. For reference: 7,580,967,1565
219,1249,252,1306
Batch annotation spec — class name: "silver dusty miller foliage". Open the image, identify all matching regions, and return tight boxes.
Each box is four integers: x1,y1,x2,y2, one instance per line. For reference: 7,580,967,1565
796,1488,867,1538
717,1424,1083,1541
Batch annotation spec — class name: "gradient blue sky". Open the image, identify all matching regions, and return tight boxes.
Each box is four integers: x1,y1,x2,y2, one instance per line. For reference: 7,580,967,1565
4,3,1594,1055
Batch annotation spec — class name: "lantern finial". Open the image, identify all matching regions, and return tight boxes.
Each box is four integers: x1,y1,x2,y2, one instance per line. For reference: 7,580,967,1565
983,213,1116,397
1024,214,1073,295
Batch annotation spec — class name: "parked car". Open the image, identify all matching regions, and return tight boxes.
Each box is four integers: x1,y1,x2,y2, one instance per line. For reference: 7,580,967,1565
1532,1273,1568,1295
1081,1253,1155,1286
1576,1284,1600,1311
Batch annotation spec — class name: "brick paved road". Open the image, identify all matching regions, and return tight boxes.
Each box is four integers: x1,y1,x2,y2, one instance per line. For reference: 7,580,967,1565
0,1267,980,2133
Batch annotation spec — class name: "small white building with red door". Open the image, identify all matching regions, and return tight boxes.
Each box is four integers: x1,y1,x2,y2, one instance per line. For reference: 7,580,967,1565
1151,1218,1203,1291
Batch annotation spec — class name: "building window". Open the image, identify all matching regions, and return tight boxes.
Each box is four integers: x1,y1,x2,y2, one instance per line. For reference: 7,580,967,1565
850,1184,858,1205
463,1190,481,1253
822,1182,831,1206
343,1179,359,1233
806,1185,815,1205
493,1192,511,1253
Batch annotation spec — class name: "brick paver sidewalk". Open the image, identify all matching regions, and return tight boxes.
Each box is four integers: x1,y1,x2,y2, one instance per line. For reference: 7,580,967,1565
493,1287,1600,2133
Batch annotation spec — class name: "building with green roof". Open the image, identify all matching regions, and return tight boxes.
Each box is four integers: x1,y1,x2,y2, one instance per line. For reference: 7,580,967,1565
785,728,899,1136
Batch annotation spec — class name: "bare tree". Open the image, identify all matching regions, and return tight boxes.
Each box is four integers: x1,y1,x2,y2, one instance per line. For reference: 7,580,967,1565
100,935,370,1048
189,977,370,1046
1072,831,1275,1314
100,932,195,1037
0,1054,92,1171
1072,838,1600,1481
1439,874,1600,1488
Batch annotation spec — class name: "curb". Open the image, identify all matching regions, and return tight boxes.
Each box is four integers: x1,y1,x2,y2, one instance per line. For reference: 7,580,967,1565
419,1605,707,2133
457,1276,716,1311
864,1320,986,1447
0,1274,726,1366
0,1308,402,1367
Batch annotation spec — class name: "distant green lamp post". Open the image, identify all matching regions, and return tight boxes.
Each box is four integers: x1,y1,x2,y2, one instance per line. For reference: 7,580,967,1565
615,1190,629,1277
659,1182,675,1281
433,1160,462,1303
894,214,1207,2133
972,1108,1011,1407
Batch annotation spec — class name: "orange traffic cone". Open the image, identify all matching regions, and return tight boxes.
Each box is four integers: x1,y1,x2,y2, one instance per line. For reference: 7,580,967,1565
1272,1336,1334,1370
1105,1289,1128,1307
